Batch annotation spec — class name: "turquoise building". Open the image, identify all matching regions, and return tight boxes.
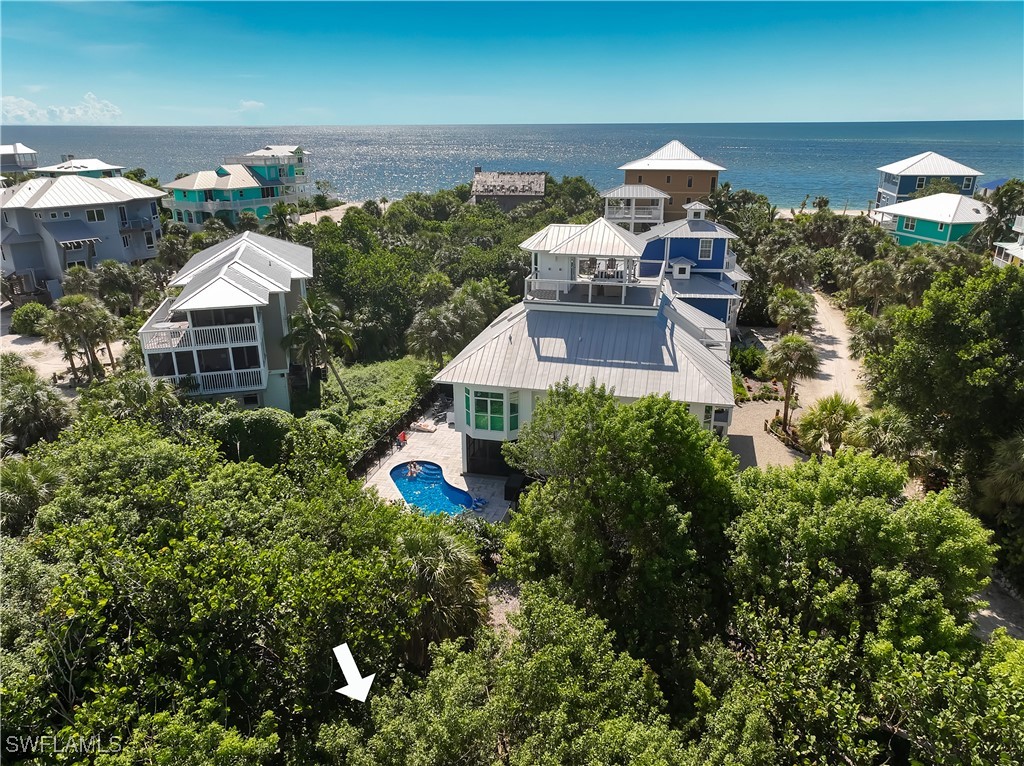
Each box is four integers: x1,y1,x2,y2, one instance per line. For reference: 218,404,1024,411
35,156,124,179
163,145,310,230
875,193,990,247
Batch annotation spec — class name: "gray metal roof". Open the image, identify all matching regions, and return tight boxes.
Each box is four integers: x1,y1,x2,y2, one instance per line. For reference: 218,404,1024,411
0,175,164,209
520,223,585,252
644,217,738,240
724,265,752,282
877,151,982,177
41,220,103,245
0,143,35,154
669,274,740,299
163,164,264,191
600,183,671,199
243,145,305,156
619,140,726,172
548,217,647,258
36,158,125,174
172,231,312,287
434,301,734,407
874,193,991,224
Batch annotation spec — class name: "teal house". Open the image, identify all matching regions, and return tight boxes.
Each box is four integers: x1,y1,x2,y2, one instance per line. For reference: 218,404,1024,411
35,156,124,179
875,193,990,247
163,145,311,231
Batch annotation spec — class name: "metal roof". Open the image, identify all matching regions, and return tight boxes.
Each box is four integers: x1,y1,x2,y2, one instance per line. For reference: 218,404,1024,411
35,158,124,174
433,300,734,407
471,171,546,197
0,143,36,154
600,183,670,199
41,220,103,245
669,274,740,299
520,224,585,252
644,217,738,240
668,299,731,346
163,164,264,191
0,175,164,209
0,228,41,245
242,145,305,156
619,140,726,172
684,200,712,211
876,151,982,177
874,193,991,225
171,231,313,289
546,217,648,258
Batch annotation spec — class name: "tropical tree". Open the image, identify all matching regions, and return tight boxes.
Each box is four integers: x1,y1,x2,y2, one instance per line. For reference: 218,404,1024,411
0,455,63,536
282,294,357,408
845,406,917,464
236,210,260,232
0,366,73,452
761,334,821,429
855,258,897,316
796,393,860,456
896,254,937,306
768,244,815,289
964,178,1024,252
265,202,297,241
42,294,108,382
406,305,459,367
980,429,1024,513
768,287,816,335
62,265,99,297
157,224,194,271
908,178,961,199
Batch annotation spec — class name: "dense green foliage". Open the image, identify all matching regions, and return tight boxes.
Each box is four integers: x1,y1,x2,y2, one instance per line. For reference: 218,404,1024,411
10,302,52,336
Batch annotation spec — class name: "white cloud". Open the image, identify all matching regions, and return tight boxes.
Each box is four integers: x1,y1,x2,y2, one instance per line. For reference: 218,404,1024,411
238,99,265,112
24,84,46,94
1,92,122,125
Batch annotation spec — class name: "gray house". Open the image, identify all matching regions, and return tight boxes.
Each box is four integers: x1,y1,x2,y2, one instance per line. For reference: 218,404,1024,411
469,168,546,212
1,175,165,297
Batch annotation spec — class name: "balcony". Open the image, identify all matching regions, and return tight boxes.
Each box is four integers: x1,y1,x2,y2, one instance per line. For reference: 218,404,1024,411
163,192,305,213
604,205,664,221
525,275,661,309
156,368,266,395
119,217,155,232
139,298,263,352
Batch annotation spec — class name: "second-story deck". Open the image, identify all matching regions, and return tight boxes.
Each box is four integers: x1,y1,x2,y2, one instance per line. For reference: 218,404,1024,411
525,257,665,309
139,297,262,352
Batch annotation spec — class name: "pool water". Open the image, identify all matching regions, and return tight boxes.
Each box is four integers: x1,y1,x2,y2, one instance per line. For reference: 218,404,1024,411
390,461,474,516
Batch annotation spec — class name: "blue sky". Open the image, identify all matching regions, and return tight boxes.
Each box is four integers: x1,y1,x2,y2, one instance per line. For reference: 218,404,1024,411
2,1,1022,125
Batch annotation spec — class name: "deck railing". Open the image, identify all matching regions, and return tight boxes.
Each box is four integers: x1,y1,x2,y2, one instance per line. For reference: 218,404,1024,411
140,322,260,351
604,205,663,221
158,368,266,395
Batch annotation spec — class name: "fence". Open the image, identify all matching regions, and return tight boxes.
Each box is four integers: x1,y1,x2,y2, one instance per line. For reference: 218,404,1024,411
346,385,450,479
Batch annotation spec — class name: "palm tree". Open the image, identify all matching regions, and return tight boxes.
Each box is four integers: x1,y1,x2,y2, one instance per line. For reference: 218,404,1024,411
846,406,917,464
796,393,861,456
157,232,193,271
768,287,816,335
236,210,260,232
896,255,936,307
265,202,297,241
0,455,63,536
979,429,1024,515
400,523,488,669
762,334,820,430
42,296,107,383
0,368,73,452
855,259,897,317
62,265,100,297
769,245,815,289
282,294,357,408
406,305,459,366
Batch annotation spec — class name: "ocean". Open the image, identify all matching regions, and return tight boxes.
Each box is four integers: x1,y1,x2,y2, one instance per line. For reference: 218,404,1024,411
3,122,1022,209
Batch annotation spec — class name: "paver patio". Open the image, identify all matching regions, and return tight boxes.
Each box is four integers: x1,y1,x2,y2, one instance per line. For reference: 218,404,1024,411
362,422,511,523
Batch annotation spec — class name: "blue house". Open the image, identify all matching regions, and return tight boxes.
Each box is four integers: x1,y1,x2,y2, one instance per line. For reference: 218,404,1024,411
639,202,750,328
875,152,982,208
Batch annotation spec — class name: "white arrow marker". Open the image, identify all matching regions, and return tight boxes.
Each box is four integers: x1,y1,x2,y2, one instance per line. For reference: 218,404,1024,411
332,643,375,702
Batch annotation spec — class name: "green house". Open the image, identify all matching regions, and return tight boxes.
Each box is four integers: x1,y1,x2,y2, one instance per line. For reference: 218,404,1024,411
875,193,991,247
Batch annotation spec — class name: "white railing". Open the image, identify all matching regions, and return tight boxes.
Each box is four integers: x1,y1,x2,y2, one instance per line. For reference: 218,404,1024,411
524,277,659,307
605,205,663,220
162,194,303,213
139,322,260,351
159,368,265,395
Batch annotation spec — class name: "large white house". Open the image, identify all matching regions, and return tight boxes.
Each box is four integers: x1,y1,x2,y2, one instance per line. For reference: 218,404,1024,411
994,215,1024,269
0,143,37,174
138,232,311,411
434,215,736,475
1,175,166,296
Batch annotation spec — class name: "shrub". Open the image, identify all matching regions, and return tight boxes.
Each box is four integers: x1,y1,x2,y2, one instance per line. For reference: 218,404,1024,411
730,345,766,378
10,302,52,336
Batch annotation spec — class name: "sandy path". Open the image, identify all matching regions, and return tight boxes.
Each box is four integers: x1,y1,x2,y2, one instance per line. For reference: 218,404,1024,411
793,292,867,413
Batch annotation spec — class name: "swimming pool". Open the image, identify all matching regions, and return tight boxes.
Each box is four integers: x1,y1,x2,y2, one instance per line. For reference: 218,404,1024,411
390,461,474,516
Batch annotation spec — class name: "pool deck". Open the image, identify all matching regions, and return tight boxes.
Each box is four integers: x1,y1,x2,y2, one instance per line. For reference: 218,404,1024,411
362,423,511,524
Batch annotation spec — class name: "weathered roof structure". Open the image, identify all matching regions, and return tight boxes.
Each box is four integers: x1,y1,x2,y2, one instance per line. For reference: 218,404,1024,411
0,175,164,209
471,170,546,197
619,140,726,172
163,164,269,191
600,183,671,199
168,232,312,311
877,151,982,177
434,301,734,406
875,193,991,224
35,158,124,174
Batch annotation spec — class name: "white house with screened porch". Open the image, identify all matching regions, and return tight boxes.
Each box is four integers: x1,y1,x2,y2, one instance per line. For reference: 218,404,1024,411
434,216,735,475
138,232,311,411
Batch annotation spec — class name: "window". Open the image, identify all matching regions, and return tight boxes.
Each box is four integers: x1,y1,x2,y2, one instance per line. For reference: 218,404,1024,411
464,387,471,427
686,197,692,204
175,210,183,222
937,223,945,232
63,211,70,218
50,212,57,219
667,196,673,205
915,177,926,190
197,348,231,373
145,231,155,249
687,176,693,188
703,405,713,430
699,239,714,260
147,353,175,377
34,212,42,219
693,211,702,219
904,217,916,232
710,176,717,192
666,175,671,183
231,345,261,370
86,208,105,222
174,351,196,375
150,201,158,216
962,177,973,190
122,234,131,248
473,390,504,431
509,391,519,431
242,394,260,406
185,211,194,223
637,175,643,183
1,212,6,223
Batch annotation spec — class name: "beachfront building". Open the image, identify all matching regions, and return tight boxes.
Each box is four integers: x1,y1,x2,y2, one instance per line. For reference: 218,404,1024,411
875,152,982,208
35,156,125,178
874,193,991,247
434,215,735,475
1,175,165,297
0,143,38,174
618,141,725,223
639,202,750,328
993,215,1024,268
601,184,669,233
138,232,312,411
469,168,546,211
163,145,311,231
